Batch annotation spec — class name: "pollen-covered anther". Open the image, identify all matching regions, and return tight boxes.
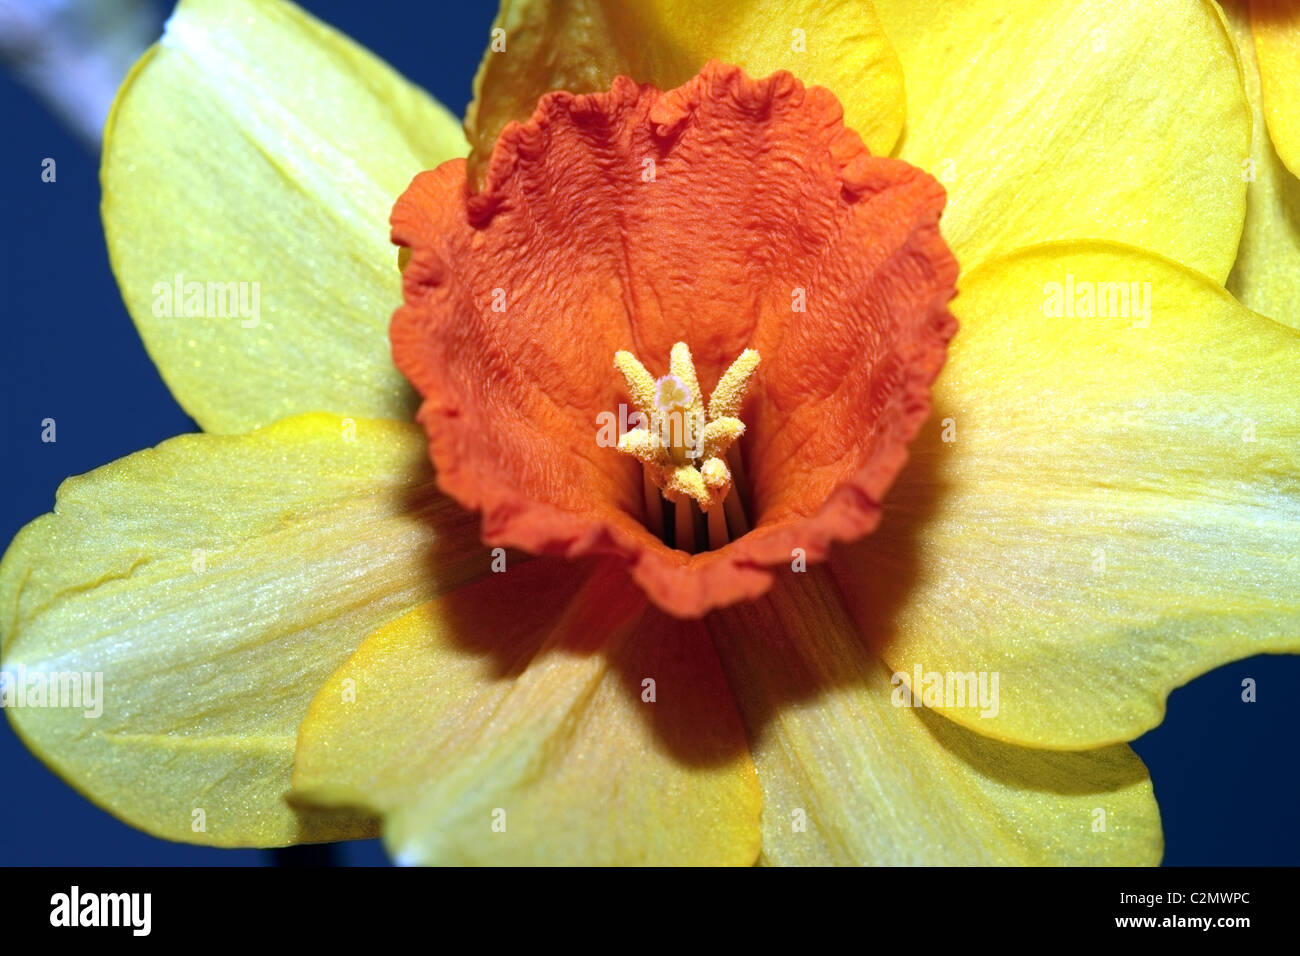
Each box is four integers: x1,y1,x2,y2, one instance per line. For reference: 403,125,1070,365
700,457,731,494
616,426,667,466
700,417,745,461
613,342,759,517
707,349,760,420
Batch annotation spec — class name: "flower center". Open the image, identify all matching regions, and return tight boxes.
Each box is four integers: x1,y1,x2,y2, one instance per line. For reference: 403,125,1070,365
389,62,959,618
613,342,759,552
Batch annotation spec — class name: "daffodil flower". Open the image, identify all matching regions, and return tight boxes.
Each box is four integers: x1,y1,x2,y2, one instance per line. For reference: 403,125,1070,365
2,0,1297,866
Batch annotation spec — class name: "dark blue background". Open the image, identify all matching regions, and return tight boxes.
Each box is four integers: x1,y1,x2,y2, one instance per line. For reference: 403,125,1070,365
1,0,1296,866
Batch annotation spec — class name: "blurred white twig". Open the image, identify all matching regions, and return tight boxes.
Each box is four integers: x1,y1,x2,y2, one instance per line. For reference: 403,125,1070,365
0,0,162,147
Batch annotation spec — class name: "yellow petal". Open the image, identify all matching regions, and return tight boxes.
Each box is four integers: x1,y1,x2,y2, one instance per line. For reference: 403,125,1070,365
464,0,905,183
831,242,1300,750
1225,0,1300,328
1252,0,1300,178
292,558,762,865
0,414,488,846
874,0,1250,281
707,572,1161,865
102,0,468,434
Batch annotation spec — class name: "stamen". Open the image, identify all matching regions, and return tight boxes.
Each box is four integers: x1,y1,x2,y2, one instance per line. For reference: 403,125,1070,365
642,471,664,538
725,445,752,519
614,350,659,413
707,349,760,420
674,498,695,553
723,489,749,538
707,504,730,550
612,342,760,550
700,417,745,461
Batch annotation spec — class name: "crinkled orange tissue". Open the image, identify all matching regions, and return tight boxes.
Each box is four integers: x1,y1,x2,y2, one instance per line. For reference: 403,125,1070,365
391,62,958,618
